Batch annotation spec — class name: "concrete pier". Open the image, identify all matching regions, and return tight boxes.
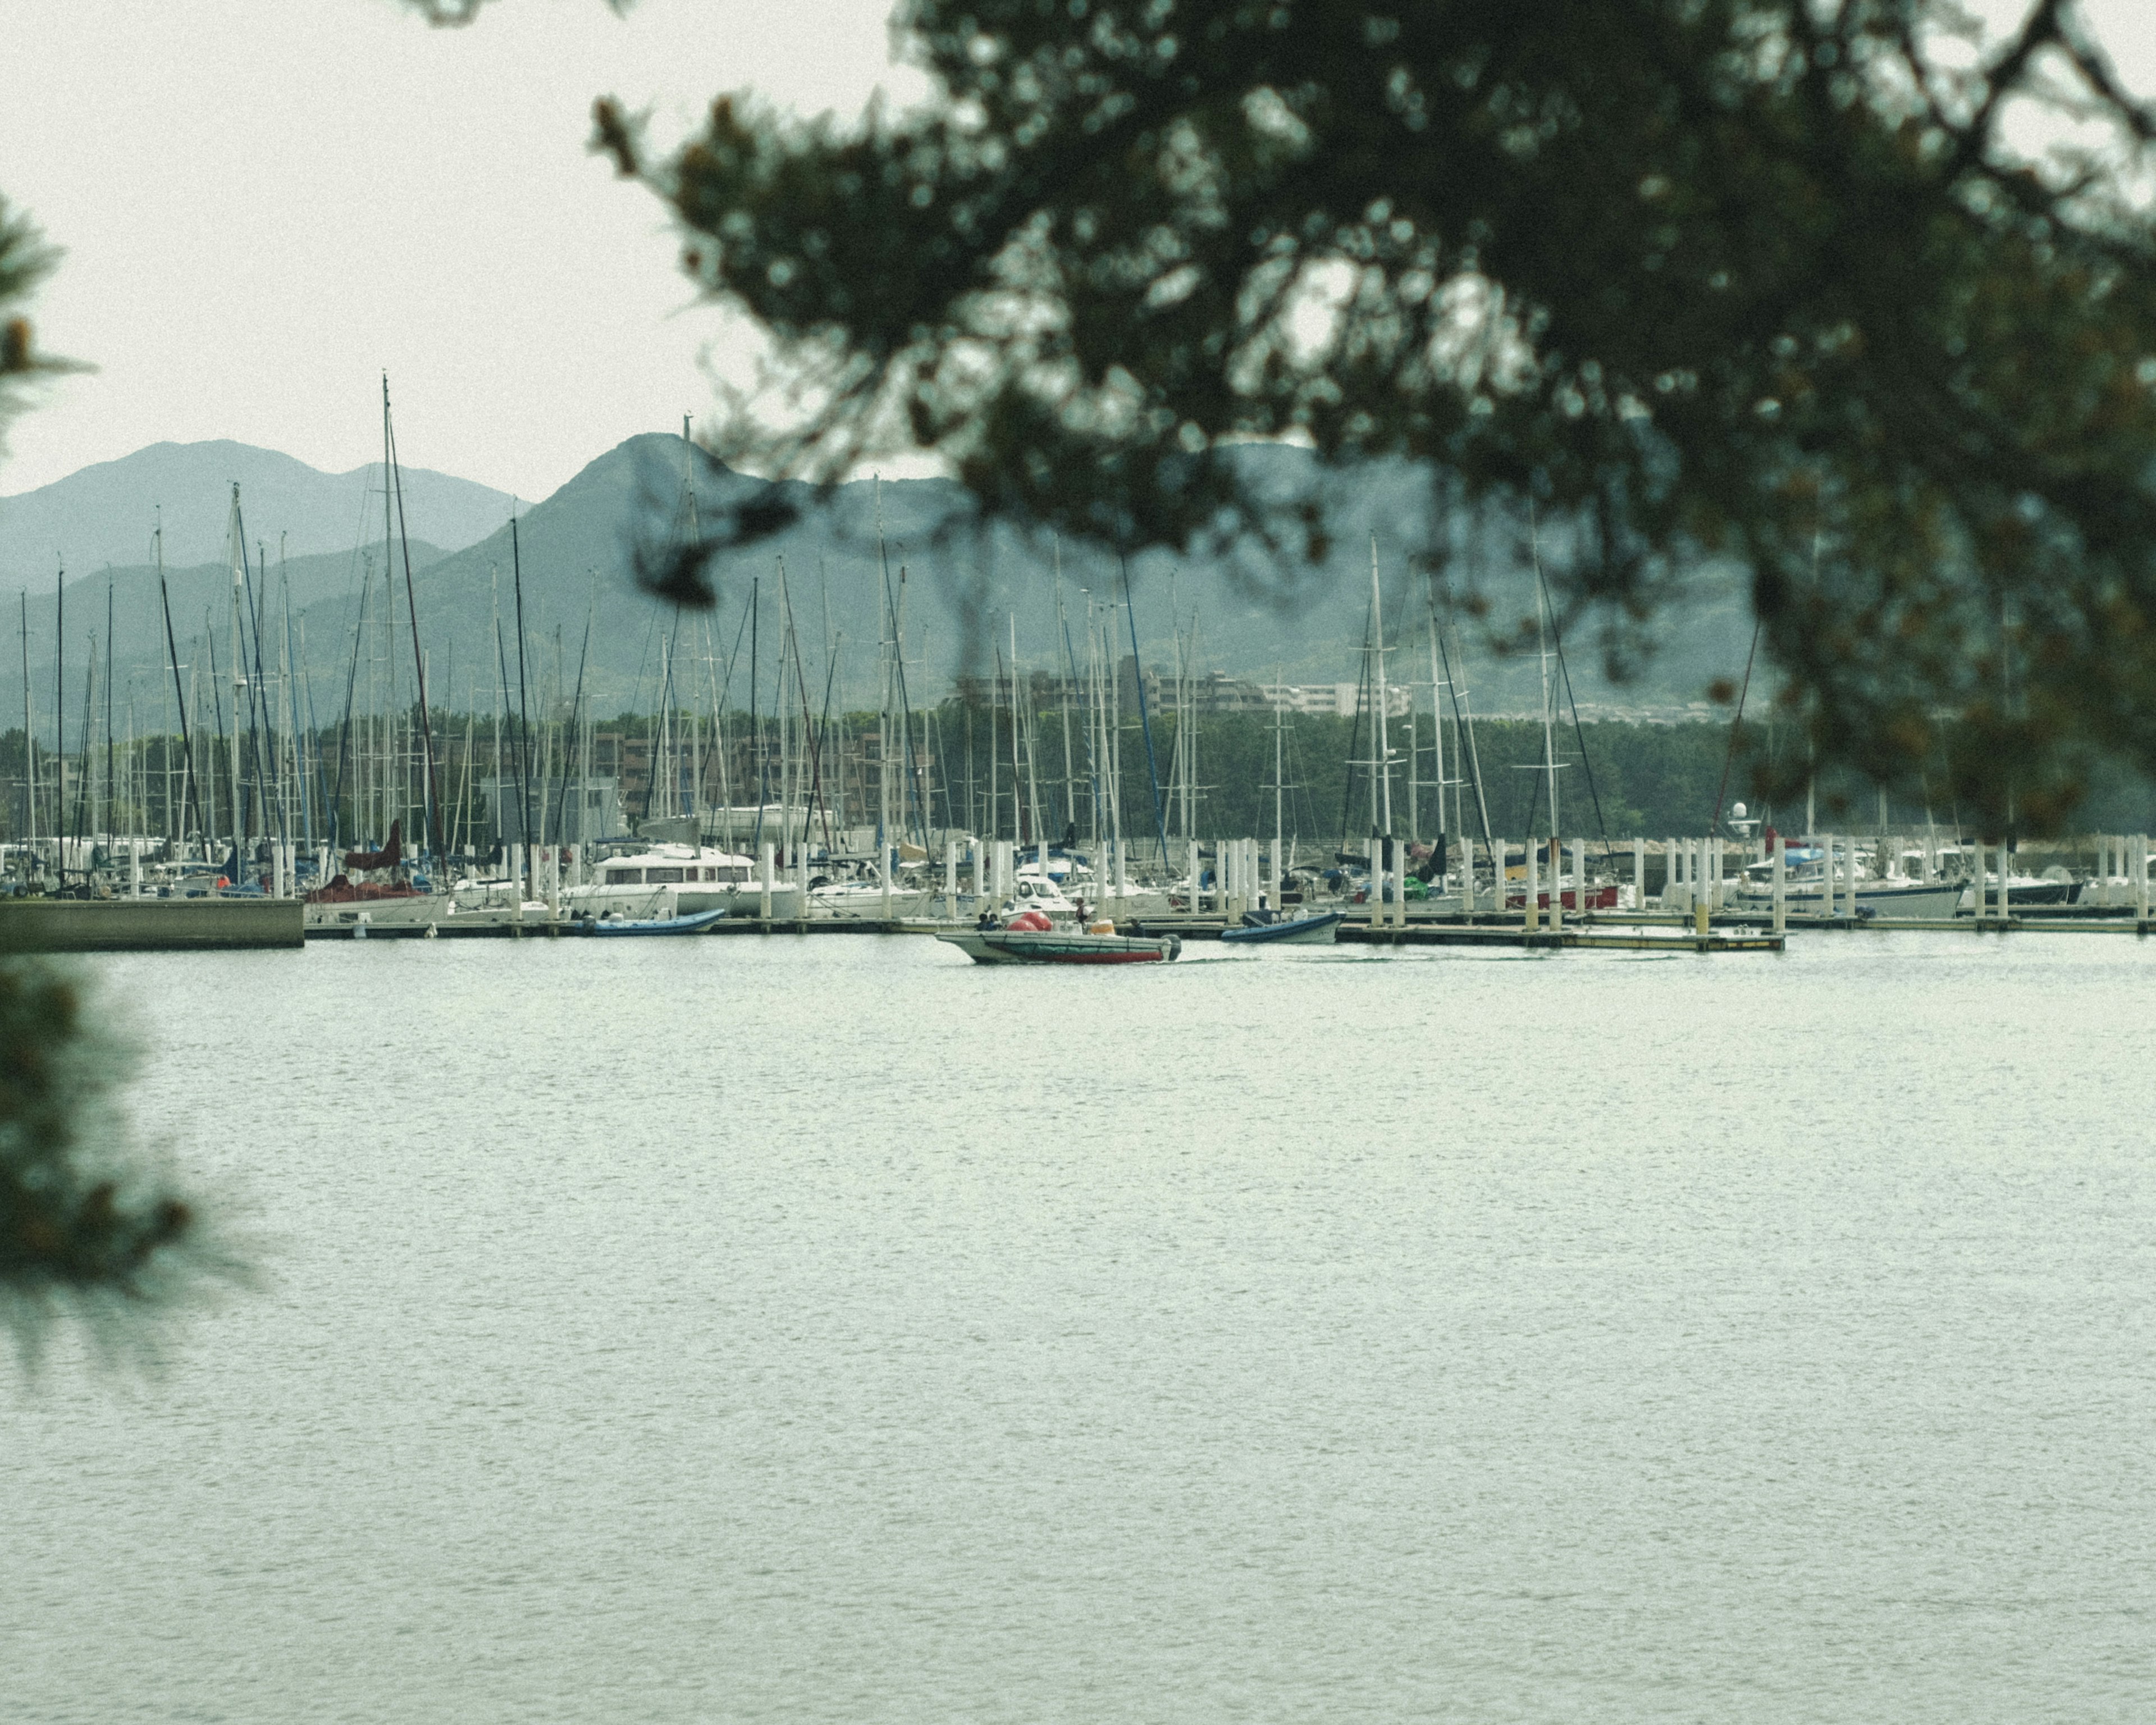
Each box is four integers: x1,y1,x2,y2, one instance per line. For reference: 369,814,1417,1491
0,897,305,954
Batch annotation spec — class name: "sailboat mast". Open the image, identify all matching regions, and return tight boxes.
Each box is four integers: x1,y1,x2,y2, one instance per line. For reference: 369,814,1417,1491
20,594,34,849
1428,609,1446,852
1368,536,1393,838
54,568,65,874
1530,509,1559,848
1273,671,1285,885
383,377,446,861
104,583,115,838
1054,551,1075,833
1008,614,1025,847
511,516,536,880
227,489,245,851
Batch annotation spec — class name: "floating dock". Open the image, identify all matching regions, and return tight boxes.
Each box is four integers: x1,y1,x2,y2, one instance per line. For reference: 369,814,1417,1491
0,897,305,954
1134,915,1782,953
1586,910,2153,936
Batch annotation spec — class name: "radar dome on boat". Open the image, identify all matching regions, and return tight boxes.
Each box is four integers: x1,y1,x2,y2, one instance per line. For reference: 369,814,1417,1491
1732,801,1748,819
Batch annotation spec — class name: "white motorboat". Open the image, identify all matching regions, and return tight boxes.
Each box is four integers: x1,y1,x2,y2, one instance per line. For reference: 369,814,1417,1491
563,843,803,920
1721,846,1964,919
808,863,937,918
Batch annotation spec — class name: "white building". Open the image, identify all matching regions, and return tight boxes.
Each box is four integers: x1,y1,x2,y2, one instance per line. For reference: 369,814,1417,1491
1262,682,1413,718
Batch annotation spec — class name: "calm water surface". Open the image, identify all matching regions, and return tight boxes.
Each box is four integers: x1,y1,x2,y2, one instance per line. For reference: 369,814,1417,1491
6,930,2154,1722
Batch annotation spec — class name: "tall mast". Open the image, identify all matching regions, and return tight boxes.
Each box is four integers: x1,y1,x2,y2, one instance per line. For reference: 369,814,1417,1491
511,515,536,874
1368,536,1394,839
1528,504,1559,847
1428,608,1446,851
21,593,35,847
1054,541,1076,832
227,489,244,850
157,513,203,841
104,583,115,839
55,566,65,875
383,375,446,861
1009,613,1025,846
1273,668,1285,885
748,570,762,853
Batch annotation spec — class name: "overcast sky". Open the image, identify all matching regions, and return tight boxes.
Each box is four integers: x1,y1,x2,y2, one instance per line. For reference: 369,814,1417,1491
3,1,2150,504
1,0,920,500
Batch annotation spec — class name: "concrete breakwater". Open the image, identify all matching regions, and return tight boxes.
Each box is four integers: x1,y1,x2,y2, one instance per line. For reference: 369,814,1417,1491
0,897,305,954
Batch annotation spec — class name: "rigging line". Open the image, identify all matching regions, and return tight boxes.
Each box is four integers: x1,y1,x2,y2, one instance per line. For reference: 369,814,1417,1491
331,575,369,847
546,589,596,850
777,563,833,850
1056,586,1097,845
155,521,206,841
283,554,311,852
880,555,930,851
1338,583,1373,857
814,635,843,854
510,517,537,858
385,381,446,860
1710,618,1764,838
300,616,325,851
490,604,515,845
1119,556,1172,866
1424,572,1495,854
1531,557,1617,864
643,622,675,825
104,585,114,843
71,633,95,857
231,508,277,837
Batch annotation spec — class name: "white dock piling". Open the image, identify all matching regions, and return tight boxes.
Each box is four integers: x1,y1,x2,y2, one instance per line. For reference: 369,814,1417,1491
1771,831,1787,932
759,841,774,920
1525,839,1540,932
2138,834,2150,922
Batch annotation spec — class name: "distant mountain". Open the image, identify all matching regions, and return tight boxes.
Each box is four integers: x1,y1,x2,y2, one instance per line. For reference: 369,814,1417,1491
0,440,514,583
0,433,1756,743
400,434,1756,719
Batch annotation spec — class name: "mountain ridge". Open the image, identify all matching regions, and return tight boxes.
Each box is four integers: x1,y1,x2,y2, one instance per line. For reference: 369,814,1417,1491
0,439,516,581
0,433,1756,740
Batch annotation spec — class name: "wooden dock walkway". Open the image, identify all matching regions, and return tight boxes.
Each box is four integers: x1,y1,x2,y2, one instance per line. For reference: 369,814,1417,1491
1132,915,1782,953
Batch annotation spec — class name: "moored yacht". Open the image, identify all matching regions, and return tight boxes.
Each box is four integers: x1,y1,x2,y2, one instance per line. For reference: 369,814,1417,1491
1722,844,1965,919
563,843,803,920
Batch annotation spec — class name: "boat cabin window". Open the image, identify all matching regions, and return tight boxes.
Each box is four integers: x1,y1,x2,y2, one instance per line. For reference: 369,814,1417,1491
606,868,643,884
648,867,684,883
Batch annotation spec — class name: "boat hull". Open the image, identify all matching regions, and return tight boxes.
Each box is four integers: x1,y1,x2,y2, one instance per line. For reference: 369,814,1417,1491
582,908,729,937
1220,912,1343,946
1725,882,1965,919
937,929,1180,965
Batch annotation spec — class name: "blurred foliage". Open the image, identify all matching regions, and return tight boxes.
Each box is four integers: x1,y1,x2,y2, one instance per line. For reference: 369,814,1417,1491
0,958,218,1363
1,193,208,1362
0,195,83,454
601,0,2156,837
